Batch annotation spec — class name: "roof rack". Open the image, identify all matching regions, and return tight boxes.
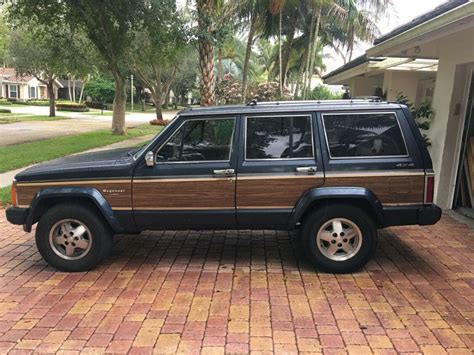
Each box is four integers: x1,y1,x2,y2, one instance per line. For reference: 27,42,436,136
253,98,385,106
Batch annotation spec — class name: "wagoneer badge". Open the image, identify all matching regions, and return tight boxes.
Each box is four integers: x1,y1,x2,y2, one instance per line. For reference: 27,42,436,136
103,189,125,194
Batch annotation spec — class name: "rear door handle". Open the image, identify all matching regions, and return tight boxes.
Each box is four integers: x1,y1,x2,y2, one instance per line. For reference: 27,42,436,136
296,166,317,174
213,169,235,176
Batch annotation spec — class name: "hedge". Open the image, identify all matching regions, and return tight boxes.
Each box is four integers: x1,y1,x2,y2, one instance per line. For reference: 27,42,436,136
56,103,89,112
85,101,111,110
26,99,50,106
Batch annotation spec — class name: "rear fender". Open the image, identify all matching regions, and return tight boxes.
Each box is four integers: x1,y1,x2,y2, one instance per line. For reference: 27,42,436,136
289,187,385,228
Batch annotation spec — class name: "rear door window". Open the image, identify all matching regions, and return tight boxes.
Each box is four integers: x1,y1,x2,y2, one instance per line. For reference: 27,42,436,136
322,112,408,158
245,115,314,160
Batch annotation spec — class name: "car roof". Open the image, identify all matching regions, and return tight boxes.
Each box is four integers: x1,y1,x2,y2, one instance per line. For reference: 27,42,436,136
179,100,404,116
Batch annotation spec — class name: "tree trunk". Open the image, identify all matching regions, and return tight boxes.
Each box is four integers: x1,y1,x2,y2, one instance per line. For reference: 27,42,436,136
278,11,283,98
198,39,215,106
281,26,296,87
67,77,72,101
47,81,56,117
78,74,89,104
294,44,309,99
112,75,126,135
72,78,76,103
303,11,316,100
242,12,257,103
153,94,163,121
307,8,322,93
217,47,223,84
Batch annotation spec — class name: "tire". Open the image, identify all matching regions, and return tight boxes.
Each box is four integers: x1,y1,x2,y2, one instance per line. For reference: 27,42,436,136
301,204,377,273
35,203,113,272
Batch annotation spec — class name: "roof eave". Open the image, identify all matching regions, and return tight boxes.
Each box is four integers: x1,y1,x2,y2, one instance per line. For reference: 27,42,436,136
367,1,474,57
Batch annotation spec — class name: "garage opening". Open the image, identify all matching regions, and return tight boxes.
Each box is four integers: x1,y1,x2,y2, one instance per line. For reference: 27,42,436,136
453,72,474,215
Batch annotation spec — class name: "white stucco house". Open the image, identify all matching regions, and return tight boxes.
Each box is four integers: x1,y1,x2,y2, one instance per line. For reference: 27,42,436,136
323,0,474,212
0,67,63,100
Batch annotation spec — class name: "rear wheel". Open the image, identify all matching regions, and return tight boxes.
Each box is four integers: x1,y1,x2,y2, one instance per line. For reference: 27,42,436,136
35,203,112,272
301,204,377,273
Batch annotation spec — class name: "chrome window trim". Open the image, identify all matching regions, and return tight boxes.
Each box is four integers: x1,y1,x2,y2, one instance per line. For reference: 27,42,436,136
320,111,410,160
154,116,236,164
244,114,315,161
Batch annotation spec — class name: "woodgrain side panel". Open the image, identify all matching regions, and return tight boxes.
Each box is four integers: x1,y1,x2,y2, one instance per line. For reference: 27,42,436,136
237,176,324,208
17,181,132,209
325,174,424,204
133,179,235,209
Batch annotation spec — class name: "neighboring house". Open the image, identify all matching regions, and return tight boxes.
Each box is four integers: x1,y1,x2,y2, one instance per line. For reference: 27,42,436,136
0,68,63,100
57,79,83,101
323,0,474,211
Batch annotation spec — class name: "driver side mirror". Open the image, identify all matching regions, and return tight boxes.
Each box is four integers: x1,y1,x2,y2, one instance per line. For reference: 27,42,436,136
145,151,154,167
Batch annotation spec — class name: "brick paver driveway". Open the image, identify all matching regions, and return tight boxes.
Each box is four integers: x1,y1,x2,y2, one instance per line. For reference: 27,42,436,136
0,211,473,354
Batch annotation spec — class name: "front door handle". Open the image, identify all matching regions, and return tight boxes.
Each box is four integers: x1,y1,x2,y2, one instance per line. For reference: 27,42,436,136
213,169,235,176
296,166,317,174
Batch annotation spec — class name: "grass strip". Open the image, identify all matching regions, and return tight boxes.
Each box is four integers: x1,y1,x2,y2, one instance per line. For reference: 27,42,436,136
0,124,161,173
0,115,69,124
0,186,11,206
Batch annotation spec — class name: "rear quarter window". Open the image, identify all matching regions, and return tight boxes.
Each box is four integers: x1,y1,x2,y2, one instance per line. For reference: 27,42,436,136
322,112,408,158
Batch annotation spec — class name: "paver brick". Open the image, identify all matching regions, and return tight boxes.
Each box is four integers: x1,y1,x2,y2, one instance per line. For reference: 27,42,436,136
0,213,472,353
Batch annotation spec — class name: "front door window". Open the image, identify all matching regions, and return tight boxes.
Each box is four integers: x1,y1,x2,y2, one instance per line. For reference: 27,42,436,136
157,118,235,162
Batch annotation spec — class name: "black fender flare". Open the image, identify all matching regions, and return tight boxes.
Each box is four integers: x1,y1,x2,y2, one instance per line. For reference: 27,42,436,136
288,187,385,228
24,187,123,233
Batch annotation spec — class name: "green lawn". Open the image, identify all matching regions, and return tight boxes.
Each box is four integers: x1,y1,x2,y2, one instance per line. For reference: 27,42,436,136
0,124,162,173
0,114,69,124
0,186,10,206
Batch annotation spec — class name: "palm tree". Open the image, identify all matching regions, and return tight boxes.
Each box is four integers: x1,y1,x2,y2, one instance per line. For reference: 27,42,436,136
335,0,391,61
196,0,219,106
195,0,238,106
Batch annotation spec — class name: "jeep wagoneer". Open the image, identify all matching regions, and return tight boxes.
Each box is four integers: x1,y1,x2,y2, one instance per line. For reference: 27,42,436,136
6,100,442,273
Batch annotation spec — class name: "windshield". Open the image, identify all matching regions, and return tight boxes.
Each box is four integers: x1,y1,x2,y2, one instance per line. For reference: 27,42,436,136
132,114,180,160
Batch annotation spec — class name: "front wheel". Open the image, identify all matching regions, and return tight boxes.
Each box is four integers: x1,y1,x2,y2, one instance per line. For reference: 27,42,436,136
35,203,113,272
301,204,377,273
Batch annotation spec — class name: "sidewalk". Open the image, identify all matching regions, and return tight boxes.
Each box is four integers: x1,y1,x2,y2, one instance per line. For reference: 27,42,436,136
0,134,154,188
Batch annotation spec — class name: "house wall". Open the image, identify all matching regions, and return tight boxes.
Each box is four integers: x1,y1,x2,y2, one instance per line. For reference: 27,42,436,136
428,27,474,208
383,71,419,102
349,75,384,97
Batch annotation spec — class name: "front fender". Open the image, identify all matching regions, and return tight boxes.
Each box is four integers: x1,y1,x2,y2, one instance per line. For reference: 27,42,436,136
289,187,385,228
25,187,123,233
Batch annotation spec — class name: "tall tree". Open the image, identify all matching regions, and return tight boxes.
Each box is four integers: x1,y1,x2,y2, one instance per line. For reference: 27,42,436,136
8,26,73,116
131,0,188,120
9,0,144,134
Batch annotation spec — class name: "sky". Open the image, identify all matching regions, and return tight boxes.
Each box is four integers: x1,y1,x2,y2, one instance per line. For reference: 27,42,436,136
323,0,447,73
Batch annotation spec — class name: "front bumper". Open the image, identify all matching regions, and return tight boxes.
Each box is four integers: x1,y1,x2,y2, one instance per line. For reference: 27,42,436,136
383,204,442,227
5,206,29,226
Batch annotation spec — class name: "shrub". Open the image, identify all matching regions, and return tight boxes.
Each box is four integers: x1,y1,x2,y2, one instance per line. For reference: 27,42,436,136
248,82,292,102
395,92,432,146
83,76,116,103
216,74,243,104
150,119,169,126
0,99,12,105
0,108,11,113
56,103,89,112
306,85,342,100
